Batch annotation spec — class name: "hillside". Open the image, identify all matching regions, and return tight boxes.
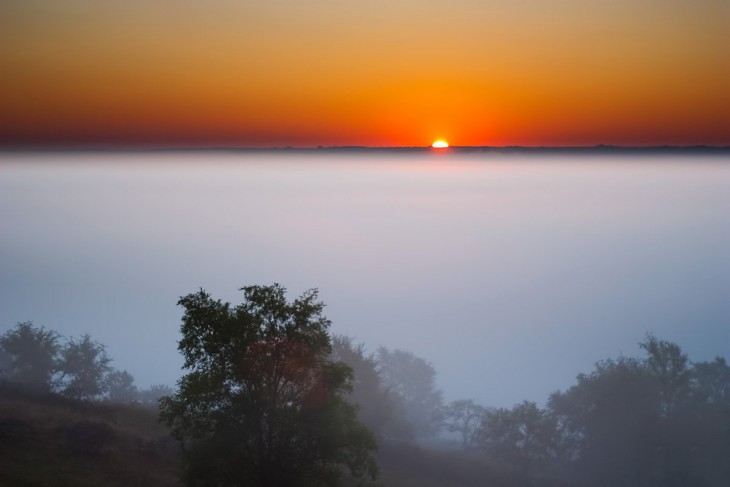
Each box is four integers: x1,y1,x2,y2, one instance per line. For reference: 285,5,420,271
0,381,180,486
1,380,571,487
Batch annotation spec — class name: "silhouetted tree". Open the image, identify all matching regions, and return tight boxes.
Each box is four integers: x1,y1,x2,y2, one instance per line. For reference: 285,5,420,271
443,399,488,451
687,356,730,486
105,369,138,402
691,357,730,405
548,356,661,485
545,336,730,486
376,347,443,440
479,401,558,476
59,334,112,400
641,334,691,417
0,321,61,391
160,285,378,487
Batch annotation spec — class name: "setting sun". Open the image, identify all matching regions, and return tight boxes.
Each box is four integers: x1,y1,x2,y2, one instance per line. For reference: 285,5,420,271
432,140,449,149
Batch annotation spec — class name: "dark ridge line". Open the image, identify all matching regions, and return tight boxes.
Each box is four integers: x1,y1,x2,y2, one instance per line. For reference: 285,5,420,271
2,145,729,154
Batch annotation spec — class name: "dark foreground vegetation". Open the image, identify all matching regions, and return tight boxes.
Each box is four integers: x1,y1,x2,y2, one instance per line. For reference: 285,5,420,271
0,381,179,486
2,284,729,486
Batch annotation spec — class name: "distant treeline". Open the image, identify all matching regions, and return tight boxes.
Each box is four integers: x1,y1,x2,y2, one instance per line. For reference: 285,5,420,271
0,322,171,405
3,291,730,487
336,333,730,486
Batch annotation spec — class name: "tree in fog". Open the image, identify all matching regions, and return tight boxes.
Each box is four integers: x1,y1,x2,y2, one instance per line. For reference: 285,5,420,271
331,336,409,441
691,357,730,405
376,347,443,440
160,285,377,487
0,346,10,378
548,356,657,483
59,334,112,400
547,336,730,486
105,369,138,402
478,401,558,475
138,384,174,406
688,356,730,485
640,334,691,416
442,399,488,451
0,321,60,391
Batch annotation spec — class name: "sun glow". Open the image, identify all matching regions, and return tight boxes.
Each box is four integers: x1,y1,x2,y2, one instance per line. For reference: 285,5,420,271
432,140,449,148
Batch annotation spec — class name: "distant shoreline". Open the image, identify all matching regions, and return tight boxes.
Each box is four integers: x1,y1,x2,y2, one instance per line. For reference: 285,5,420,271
2,145,729,155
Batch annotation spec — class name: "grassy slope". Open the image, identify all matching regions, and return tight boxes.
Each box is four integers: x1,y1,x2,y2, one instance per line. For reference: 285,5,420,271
362,443,573,487
1,382,574,486
0,382,180,486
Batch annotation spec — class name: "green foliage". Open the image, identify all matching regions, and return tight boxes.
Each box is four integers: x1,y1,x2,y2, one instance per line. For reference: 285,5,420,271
160,284,378,487
3,312,728,486
0,321,61,391
59,334,112,400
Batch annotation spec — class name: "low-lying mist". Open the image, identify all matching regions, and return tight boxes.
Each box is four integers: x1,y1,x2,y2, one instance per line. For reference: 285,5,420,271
1,151,728,408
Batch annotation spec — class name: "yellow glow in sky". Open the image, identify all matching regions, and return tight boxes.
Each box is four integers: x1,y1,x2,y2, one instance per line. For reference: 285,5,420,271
0,0,728,147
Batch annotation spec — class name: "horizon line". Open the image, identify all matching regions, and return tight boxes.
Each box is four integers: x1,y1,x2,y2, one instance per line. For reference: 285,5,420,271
2,144,730,153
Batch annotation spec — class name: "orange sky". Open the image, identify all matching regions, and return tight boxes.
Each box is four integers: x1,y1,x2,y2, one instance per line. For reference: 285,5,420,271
1,0,729,147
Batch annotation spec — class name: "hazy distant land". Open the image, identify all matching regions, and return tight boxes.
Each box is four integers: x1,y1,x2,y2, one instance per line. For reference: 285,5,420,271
2,145,729,155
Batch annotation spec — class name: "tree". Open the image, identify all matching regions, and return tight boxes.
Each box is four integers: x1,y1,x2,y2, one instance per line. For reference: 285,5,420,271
0,346,10,379
331,336,409,442
376,347,443,440
547,339,713,486
688,357,730,485
691,357,730,406
479,401,558,475
548,356,662,484
138,384,174,406
0,321,60,391
59,334,112,400
640,334,691,417
105,369,138,402
442,399,488,451
160,285,377,487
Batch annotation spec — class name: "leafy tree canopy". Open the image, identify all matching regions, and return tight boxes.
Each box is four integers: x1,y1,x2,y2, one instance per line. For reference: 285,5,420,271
479,401,558,473
376,347,443,440
59,334,112,400
547,336,730,486
331,335,410,442
160,284,377,487
0,321,61,391
443,399,488,451
105,369,138,403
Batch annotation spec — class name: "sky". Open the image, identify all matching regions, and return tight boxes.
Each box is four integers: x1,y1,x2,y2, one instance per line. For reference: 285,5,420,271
1,0,729,147
1,152,728,407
